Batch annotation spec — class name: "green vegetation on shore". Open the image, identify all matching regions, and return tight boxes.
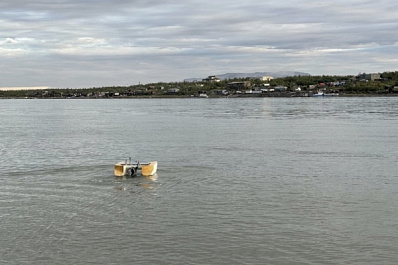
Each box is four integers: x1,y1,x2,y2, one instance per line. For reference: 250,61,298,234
2,71,398,98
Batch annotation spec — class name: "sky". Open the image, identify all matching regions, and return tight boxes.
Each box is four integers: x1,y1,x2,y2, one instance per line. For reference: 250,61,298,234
1,0,398,88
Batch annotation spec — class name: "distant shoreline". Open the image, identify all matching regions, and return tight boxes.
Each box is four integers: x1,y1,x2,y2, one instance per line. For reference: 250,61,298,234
2,93,398,99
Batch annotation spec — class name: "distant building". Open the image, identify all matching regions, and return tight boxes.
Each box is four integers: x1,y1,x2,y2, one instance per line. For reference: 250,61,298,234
261,88,274,93
356,73,381,81
168,88,180,93
202,76,221,82
260,76,274,82
212,90,229,96
274,86,287,92
227,81,251,90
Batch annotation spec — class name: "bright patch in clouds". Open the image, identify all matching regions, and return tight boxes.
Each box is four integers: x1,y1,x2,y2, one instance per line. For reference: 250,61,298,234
0,86,49,91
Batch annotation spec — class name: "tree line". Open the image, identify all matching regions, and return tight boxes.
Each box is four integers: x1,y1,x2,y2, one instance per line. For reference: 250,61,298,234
1,71,398,98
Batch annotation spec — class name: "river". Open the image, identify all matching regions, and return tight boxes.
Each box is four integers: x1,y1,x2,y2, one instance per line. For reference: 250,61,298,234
1,97,397,264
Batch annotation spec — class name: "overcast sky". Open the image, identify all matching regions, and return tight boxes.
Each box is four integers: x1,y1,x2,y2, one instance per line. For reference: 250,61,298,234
1,0,397,88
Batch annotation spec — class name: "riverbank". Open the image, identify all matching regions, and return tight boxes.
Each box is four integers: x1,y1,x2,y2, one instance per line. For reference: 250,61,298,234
2,93,398,99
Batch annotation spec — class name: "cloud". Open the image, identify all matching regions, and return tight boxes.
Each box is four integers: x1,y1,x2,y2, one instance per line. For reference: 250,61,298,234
1,0,398,87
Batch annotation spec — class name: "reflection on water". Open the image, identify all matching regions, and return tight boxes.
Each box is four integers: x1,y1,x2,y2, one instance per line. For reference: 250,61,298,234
113,173,159,193
145,173,158,182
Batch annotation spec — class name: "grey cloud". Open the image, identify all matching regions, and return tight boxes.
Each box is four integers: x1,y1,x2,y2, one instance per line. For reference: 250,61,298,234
1,0,397,87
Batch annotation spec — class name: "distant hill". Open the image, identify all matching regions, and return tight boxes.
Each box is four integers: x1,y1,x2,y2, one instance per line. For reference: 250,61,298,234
184,71,310,82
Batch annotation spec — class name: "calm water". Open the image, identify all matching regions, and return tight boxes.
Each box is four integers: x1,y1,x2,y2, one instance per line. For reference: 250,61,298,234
1,97,397,264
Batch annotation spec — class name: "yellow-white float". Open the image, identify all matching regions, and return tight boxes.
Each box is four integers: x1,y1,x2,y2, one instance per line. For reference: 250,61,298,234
114,158,157,177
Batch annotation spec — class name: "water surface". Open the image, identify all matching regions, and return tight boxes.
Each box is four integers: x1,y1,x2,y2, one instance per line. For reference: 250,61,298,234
1,97,397,264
